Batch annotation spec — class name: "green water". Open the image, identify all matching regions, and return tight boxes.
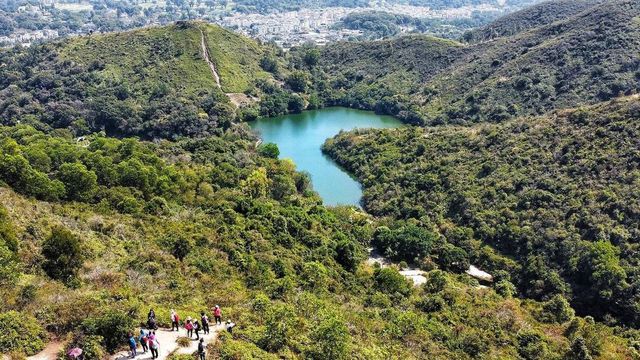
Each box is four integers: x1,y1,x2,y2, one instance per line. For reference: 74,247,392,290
250,107,404,207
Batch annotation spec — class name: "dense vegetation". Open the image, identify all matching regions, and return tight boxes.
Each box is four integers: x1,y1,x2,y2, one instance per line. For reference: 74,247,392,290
1,1,640,358
325,96,640,328
2,121,635,359
296,0,640,125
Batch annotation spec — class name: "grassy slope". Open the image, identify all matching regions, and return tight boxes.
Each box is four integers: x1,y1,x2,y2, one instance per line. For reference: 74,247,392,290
60,23,217,98
425,0,640,121
201,24,272,93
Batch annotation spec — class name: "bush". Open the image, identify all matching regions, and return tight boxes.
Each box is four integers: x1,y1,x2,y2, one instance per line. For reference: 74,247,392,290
306,317,350,360
0,311,47,355
176,337,191,347
41,226,84,284
82,310,135,353
67,334,104,360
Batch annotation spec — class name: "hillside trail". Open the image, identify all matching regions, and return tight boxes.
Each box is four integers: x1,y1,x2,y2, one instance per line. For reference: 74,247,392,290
199,28,221,89
198,27,258,108
111,325,223,360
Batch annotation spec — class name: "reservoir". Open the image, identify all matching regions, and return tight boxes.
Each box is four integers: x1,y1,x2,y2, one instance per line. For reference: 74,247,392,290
250,107,403,207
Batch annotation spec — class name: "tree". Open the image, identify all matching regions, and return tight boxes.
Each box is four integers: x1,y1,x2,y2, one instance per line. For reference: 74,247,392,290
374,267,411,297
171,236,193,261
258,143,280,159
42,226,84,284
336,239,360,272
565,336,593,360
286,71,309,93
58,162,98,201
540,294,575,323
303,48,320,67
439,244,469,273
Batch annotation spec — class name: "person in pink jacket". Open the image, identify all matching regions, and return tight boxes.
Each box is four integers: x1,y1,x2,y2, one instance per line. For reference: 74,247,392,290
213,305,222,325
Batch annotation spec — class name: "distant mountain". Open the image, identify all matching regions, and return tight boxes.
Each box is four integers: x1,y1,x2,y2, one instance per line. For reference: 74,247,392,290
462,0,605,43
312,0,640,125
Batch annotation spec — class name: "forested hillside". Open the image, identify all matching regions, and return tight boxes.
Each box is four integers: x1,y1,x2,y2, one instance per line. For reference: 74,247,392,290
302,0,640,125
325,96,640,327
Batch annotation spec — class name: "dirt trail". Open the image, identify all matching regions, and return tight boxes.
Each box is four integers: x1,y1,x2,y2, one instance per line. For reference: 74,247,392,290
199,29,221,89
111,325,223,360
25,340,64,360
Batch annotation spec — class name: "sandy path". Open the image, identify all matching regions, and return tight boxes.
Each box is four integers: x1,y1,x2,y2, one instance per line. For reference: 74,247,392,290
24,340,64,360
111,325,222,360
199,29,221,89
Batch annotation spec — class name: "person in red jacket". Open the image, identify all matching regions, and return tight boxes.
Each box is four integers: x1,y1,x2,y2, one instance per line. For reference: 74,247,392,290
213,305,222,325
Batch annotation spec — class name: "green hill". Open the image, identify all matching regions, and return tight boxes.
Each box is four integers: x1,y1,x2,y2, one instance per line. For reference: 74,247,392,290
0,22,281,139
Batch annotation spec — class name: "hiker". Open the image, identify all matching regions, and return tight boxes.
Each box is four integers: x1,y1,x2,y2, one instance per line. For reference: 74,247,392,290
185,317,194,338
170,309,180,331
127,332,137,358
213,305,222,325
193,320,201,340
148,331,159,359
226,320,236,334
197,338,206,360
147,308,157,330
201,311,210,335
139,329,149,353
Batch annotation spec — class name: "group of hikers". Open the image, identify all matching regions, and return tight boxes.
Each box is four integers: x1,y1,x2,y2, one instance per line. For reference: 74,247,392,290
126,305,231,360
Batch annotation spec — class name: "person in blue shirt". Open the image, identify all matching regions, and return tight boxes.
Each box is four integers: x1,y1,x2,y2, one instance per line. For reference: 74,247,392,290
139,329,149,353
127,332,137,358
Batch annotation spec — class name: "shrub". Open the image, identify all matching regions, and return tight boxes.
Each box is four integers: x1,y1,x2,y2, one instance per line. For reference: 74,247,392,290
260,304,295,352
82,310,135,353
0,311,47,355
516,329,548,360
41,226,84,284
67,334,104,360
